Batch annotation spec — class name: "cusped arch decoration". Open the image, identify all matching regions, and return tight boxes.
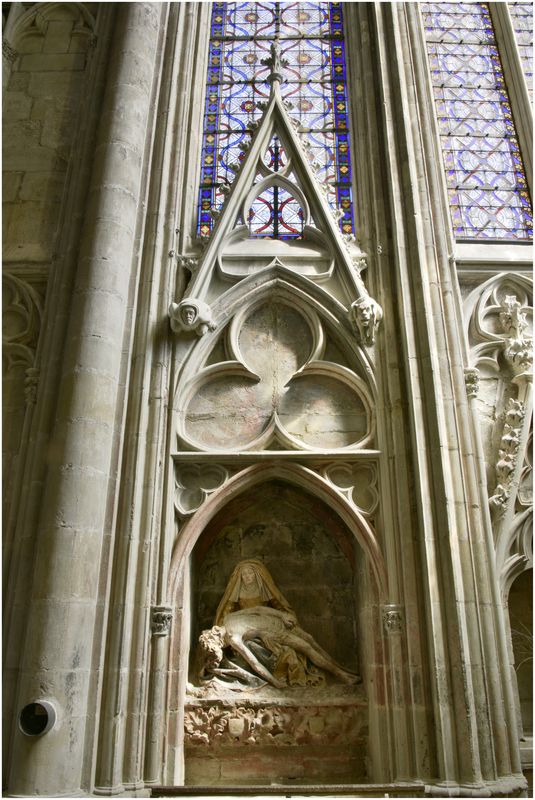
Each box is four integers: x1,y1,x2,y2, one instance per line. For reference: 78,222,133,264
499,508,533,603
8,2,95,51
463,271,533,374
168,462,388,602
164,463,387,785
175,276,376,452
174,265,376,396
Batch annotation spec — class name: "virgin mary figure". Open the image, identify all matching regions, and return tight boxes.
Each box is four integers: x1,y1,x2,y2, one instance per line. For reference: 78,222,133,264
199,560,357,689
214,559,294,624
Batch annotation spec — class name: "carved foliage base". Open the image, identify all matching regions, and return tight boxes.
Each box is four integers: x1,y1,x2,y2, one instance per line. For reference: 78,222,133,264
184,695,367,785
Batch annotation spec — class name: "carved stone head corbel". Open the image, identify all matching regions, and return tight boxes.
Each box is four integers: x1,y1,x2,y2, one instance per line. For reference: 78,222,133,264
169,299,216,336
350,294,383,347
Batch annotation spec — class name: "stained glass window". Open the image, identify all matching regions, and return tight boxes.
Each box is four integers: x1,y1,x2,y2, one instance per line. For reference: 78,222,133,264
197,1,354,239
508,2,533,97
421,2,532,240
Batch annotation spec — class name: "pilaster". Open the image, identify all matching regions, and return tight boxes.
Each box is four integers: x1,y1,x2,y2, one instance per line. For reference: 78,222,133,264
7,4,166,795
93,3,211,792
372,1,524,792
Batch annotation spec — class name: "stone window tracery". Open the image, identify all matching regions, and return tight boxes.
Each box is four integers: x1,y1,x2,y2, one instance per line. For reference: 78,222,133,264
197,1,354,238
421,1,533,240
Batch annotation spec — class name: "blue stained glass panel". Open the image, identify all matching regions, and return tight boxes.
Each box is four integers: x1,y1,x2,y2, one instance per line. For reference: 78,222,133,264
248,184,305,237
197,1,354,239
422,2,532,240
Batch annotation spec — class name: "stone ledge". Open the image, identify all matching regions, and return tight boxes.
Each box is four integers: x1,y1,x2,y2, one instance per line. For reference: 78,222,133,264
151,785,425,797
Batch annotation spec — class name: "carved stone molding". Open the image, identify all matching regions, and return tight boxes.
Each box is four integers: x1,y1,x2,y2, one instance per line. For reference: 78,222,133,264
464,367,480,399
150,606,173,637
184,701,365,747
381,604,404,635
489,399,526,516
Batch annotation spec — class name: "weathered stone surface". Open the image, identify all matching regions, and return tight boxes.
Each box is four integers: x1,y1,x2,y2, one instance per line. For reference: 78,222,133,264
3,91,33,120
184,690,367,785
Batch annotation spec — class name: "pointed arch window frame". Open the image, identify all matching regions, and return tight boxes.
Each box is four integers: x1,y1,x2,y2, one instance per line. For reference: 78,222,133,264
196,1,355,240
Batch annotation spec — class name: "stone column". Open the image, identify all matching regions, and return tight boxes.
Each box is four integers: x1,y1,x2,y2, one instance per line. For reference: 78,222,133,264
7,5,164,795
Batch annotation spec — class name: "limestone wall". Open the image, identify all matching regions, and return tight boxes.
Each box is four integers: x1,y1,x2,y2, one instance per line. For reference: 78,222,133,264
3,5,95,263
2,4,95,528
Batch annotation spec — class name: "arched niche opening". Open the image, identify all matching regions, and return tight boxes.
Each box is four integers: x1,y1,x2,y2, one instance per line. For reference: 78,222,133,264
191,479,362,677
180,478,372,787
508,568,533,740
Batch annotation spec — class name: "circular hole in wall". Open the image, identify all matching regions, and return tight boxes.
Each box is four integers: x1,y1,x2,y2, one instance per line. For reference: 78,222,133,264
19,701,56,736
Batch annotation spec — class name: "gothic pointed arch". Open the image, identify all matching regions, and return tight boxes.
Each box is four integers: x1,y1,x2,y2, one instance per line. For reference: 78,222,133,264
169,463,388,600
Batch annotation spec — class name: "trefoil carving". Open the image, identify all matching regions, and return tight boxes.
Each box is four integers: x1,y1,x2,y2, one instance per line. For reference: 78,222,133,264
175,463,228,516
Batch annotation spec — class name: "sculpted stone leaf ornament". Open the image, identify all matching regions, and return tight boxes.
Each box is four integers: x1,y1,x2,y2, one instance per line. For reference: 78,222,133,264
499,295,533,378
151,606,173,637
184,702,364,747
197,559,360,691
464,367,480,399
489,399,526,516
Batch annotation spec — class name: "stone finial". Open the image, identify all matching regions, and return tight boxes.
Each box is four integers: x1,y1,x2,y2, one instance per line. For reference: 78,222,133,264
151,606,173,637
382,604,404,635
260,38,288,86
169,298,216,337
464,367,480,399
350,295,383,347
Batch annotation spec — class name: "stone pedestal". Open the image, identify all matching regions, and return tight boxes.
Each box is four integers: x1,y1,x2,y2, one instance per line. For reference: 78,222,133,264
184,686,367,786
